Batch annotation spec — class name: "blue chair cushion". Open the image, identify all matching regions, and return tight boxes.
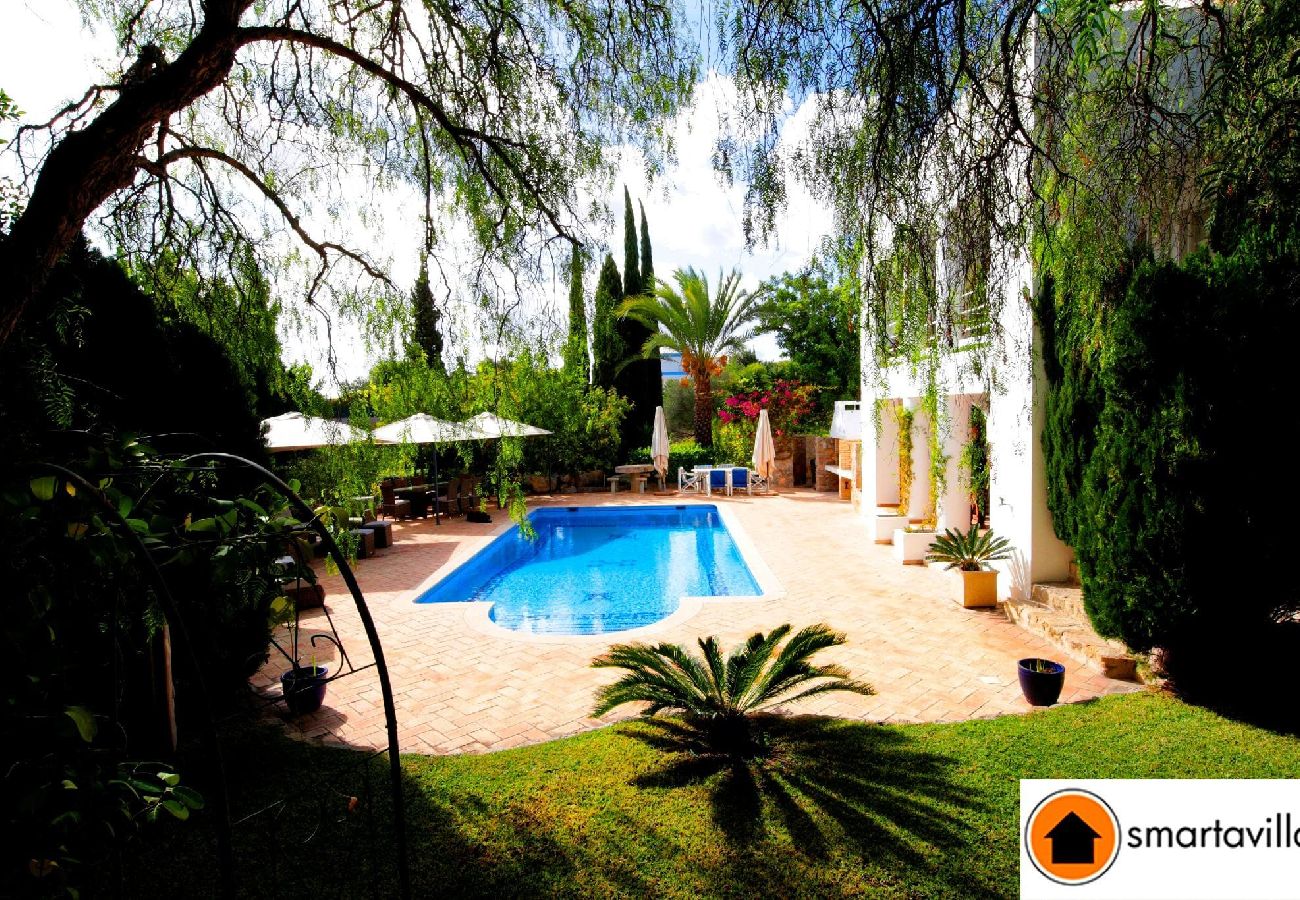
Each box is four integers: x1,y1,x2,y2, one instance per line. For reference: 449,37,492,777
732,469,749,488
709,469,728,489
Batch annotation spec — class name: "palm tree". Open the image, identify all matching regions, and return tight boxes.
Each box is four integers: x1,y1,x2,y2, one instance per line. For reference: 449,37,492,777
618,267,765,446
591,624,874,754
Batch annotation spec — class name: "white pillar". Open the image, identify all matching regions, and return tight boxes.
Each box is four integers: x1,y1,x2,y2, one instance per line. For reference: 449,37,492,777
939,395,973,533
874,401,900,507
987,263,1073,600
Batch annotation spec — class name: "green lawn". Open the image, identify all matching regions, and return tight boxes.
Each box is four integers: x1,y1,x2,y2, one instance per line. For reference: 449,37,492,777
132,691,1300,898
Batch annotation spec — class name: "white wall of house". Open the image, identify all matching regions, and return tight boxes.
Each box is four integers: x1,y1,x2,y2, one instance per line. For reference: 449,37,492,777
856,247,1074,601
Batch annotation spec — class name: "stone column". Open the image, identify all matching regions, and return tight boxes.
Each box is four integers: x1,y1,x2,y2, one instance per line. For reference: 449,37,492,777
771,433,796,489
813,436,839,491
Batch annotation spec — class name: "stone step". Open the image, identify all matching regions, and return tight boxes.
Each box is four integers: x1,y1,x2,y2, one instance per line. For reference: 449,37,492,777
1003,596,1138,681
1031,582,1088,621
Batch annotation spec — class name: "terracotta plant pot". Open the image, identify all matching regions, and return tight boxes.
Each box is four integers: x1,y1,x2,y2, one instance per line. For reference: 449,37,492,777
952,569,999,608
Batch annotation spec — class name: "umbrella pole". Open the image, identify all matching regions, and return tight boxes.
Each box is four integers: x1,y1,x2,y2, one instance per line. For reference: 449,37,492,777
433,445,441,525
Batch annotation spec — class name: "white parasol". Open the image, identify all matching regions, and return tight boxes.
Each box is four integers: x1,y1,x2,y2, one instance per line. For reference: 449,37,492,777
261,412,370,452
651,406,670,482
462,411,552,438
751,408,776,487
371,413,481,445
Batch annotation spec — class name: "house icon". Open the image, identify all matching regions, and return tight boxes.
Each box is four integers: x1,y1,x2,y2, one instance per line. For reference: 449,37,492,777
1045,811,1101,864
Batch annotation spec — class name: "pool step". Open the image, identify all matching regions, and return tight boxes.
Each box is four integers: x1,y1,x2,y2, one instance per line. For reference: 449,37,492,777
1003,584,1138,681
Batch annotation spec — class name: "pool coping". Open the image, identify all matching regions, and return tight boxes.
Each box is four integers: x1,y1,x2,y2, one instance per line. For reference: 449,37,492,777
401,498,785,645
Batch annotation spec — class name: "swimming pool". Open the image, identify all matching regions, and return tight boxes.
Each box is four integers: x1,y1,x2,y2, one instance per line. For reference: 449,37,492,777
415,505,762,635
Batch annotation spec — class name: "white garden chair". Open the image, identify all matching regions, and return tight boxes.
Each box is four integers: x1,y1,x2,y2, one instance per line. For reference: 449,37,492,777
678,467,704,494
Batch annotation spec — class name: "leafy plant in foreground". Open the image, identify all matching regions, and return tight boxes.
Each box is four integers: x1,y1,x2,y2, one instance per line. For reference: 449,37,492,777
591,624,874,754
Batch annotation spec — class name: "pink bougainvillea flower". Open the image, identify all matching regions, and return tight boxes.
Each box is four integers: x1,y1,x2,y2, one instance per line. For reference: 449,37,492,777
725,396,739,407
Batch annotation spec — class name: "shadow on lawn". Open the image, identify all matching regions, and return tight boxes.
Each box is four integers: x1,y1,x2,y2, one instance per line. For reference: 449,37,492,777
624,714,1003,897
118,713,1005,898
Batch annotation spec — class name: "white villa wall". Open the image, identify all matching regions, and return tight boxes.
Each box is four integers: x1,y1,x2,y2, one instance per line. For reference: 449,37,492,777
852,3,1210,600
983,258,1073,600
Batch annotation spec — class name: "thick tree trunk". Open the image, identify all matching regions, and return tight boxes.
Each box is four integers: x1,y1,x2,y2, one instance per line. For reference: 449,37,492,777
0,1,253,345
693,375,713,447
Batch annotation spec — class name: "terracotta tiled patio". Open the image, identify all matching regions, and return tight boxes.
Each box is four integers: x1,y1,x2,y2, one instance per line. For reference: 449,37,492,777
255,488,1139,754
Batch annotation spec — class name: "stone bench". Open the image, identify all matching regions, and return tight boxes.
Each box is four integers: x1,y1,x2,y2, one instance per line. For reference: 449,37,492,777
607,476,628,493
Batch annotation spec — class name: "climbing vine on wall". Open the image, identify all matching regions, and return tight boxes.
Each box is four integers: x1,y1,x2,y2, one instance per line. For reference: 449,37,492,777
960,405,991,528
894,403,914,515
920,381,945,531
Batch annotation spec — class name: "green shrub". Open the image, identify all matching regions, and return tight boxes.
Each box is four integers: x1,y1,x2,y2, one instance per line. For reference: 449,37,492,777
712,422,753,467
629,439,715,473
1039,240,1299,654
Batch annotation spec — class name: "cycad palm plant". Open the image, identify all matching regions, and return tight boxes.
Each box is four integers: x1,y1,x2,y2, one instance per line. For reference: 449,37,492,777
592,624,873,754
618,267,765,446
925,523,1012,571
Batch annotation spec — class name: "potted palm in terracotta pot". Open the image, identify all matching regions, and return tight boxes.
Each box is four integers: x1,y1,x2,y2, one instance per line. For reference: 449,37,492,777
925,524,1012,608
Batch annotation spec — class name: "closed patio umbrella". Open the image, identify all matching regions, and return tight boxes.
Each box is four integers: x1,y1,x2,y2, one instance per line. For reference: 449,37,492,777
651,406,670,487
372,414,483,524
752,408,776,491
261,412,370,452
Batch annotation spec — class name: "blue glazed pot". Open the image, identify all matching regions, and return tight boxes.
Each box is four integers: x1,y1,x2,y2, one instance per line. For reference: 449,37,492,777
281,665,329,715
1017,658,1065,706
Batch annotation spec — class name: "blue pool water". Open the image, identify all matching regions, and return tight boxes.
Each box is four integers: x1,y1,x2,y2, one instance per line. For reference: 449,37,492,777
415,505,761,635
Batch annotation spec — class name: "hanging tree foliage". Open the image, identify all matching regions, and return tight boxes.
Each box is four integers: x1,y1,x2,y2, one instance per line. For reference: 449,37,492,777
0,0,697,348
714,0,1227,383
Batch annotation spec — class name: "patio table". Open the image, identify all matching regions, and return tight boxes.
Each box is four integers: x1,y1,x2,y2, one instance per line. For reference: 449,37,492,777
614,463,658,492
393,484,445,517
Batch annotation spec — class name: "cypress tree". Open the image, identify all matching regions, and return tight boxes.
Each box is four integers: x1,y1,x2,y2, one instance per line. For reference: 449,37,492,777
614,193,662,453
622,185,640,296
562,245,589,380
591,254,624,390
639,199,654,291
410,262,445,372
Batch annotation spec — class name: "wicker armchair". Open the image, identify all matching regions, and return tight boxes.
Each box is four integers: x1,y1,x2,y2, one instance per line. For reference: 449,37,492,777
379,479,412,520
